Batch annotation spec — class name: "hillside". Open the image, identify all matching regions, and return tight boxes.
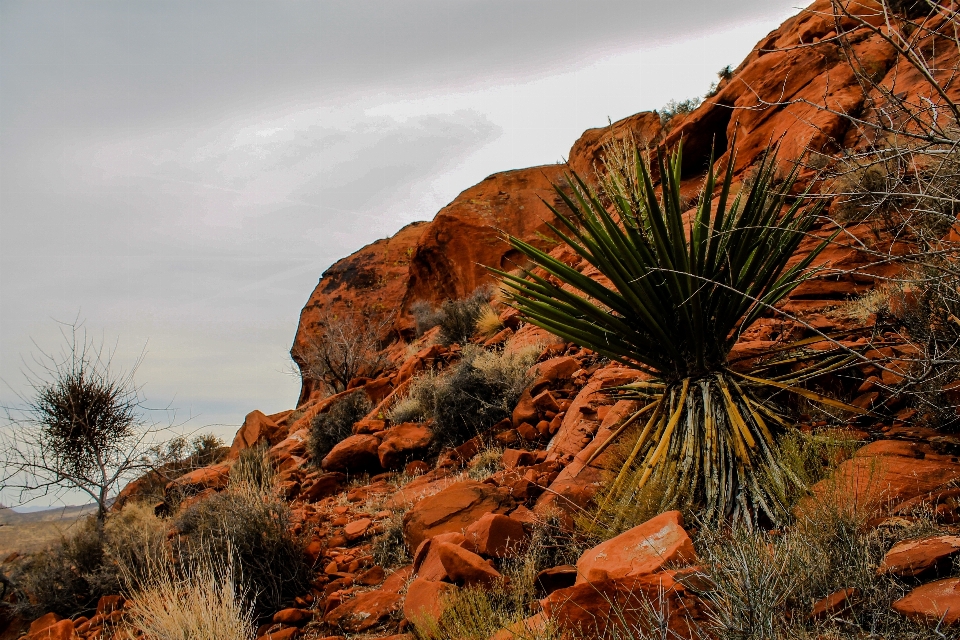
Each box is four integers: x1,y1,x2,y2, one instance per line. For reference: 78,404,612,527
9,1,960,639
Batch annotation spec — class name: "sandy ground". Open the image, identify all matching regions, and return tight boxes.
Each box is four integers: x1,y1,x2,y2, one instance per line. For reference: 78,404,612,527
0,504,97,557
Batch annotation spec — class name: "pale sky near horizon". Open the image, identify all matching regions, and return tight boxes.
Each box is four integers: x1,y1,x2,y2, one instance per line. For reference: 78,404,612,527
0,0,804,506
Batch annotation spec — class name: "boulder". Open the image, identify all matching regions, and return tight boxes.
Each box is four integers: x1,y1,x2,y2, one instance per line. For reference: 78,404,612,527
576,511,696,584
412,532,467,581
463,512,527,558
878,535,960,578
542,571,704,639
535,565,578,596
403,480,515,550
321,434,383,473
26,618,74,640
229,410,283,459
323,588,402,632
377,423,433,469
806,440,960,519
810,588,859,621
436,542,503,586
403,578,458,627
344,518,372,541
273,608,313,626
893,577,960,625
167,463,230,497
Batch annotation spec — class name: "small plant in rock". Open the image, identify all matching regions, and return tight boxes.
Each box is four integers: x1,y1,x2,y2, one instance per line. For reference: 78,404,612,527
411,300,445,337
493,140,862,527
309,390,372,464
438,288,492,346
370,508,411,569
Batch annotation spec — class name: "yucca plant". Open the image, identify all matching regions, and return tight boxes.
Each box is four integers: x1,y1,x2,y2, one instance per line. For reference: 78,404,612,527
492,141,862,527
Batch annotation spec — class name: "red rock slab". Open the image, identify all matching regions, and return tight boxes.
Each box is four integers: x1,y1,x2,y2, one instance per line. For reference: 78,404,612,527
323,587,402,632
893,577,960,625
489,612,551,640
321,434,383,474
229,409,283,459
542,571,704,639
805,440,960,519
402,480,514,550
403,577,458,628
273,608,312,626
878,536,960,578
259,628,299,640
167,463,230,494
25,619,74,640
576,511,696,584
377,423,433,470
810,588,859,620
463,512,527,558
548,364,644,459
436,542,503,587
344,518,372,541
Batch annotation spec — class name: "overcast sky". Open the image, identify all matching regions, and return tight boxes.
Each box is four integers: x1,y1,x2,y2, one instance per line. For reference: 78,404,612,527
0,1,803,497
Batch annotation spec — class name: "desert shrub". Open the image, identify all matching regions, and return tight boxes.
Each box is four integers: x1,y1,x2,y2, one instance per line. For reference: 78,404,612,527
229,443,276,493
370,507,411,569
12,502,168,619
309,391,372,464
438,288,491,346
465,444,504,481
293,314,387,396
13,517,117,618
123,560,254,640
411,300,445,337
173,483,310,619
390,345,536,449
475,304,504,338
657,97,701,128
694,472,946,640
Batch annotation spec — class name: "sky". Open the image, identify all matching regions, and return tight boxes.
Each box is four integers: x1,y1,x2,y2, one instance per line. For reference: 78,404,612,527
0,1,805,504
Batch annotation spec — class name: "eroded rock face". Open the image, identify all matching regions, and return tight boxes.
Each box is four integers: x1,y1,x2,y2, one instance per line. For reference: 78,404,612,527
575,511,696,584
229,410,283,459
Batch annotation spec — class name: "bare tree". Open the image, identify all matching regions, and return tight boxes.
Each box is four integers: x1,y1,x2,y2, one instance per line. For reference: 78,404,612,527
292,314,389,397
1,323,170,525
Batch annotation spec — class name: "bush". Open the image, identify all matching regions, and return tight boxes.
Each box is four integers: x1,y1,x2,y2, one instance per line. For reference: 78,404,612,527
123,560,254,640
309,391,372,464
657,97,701,128
370,508,410,570
438,289,490,345
13,502,167,618
173,482,311,619
389,345,536,449
411,300,444,337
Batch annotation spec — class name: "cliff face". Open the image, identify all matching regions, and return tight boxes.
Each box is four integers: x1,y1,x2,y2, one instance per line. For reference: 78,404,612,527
292,0,957,403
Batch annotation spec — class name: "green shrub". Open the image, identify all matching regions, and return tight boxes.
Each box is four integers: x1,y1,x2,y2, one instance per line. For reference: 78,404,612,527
411,300,445,337
173,483,311,620
309,391,371,465
370,508,411,570
438,288,490,345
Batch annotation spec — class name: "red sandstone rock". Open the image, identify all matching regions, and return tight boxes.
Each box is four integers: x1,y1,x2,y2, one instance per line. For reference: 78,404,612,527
878,535,960,578
260,628,299,640
377,423,433,469
893,577,960,625
96,594,124,615
229,410,283,459
535,565,578,596
321,434,382,473
806,440,960,519
542,571,704,639
502,448,535,469
344,518,372,541
463,512,527,558
273,608,313,626
413,532,467,581
576,511,696,584
403,480,515,550
323,587,402,632
489,613,550,640
26,618,74,640
436,541,503,586
810,588,859,620
403,577,457,627
167,463,230,496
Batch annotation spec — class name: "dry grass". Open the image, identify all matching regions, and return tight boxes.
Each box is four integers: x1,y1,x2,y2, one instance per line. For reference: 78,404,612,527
475,304,504,338
123,560,254,640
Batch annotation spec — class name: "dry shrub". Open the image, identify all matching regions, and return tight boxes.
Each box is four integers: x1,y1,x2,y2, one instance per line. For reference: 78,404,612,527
13,502,168,619
475,304,504,338
309,390,371,464
123,560,254,640
389,345,536,449
370,507,410,570
465,444,504,481
173,475,310,619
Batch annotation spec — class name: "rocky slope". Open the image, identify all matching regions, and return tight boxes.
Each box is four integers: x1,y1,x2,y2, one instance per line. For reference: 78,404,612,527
14,2,960,639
